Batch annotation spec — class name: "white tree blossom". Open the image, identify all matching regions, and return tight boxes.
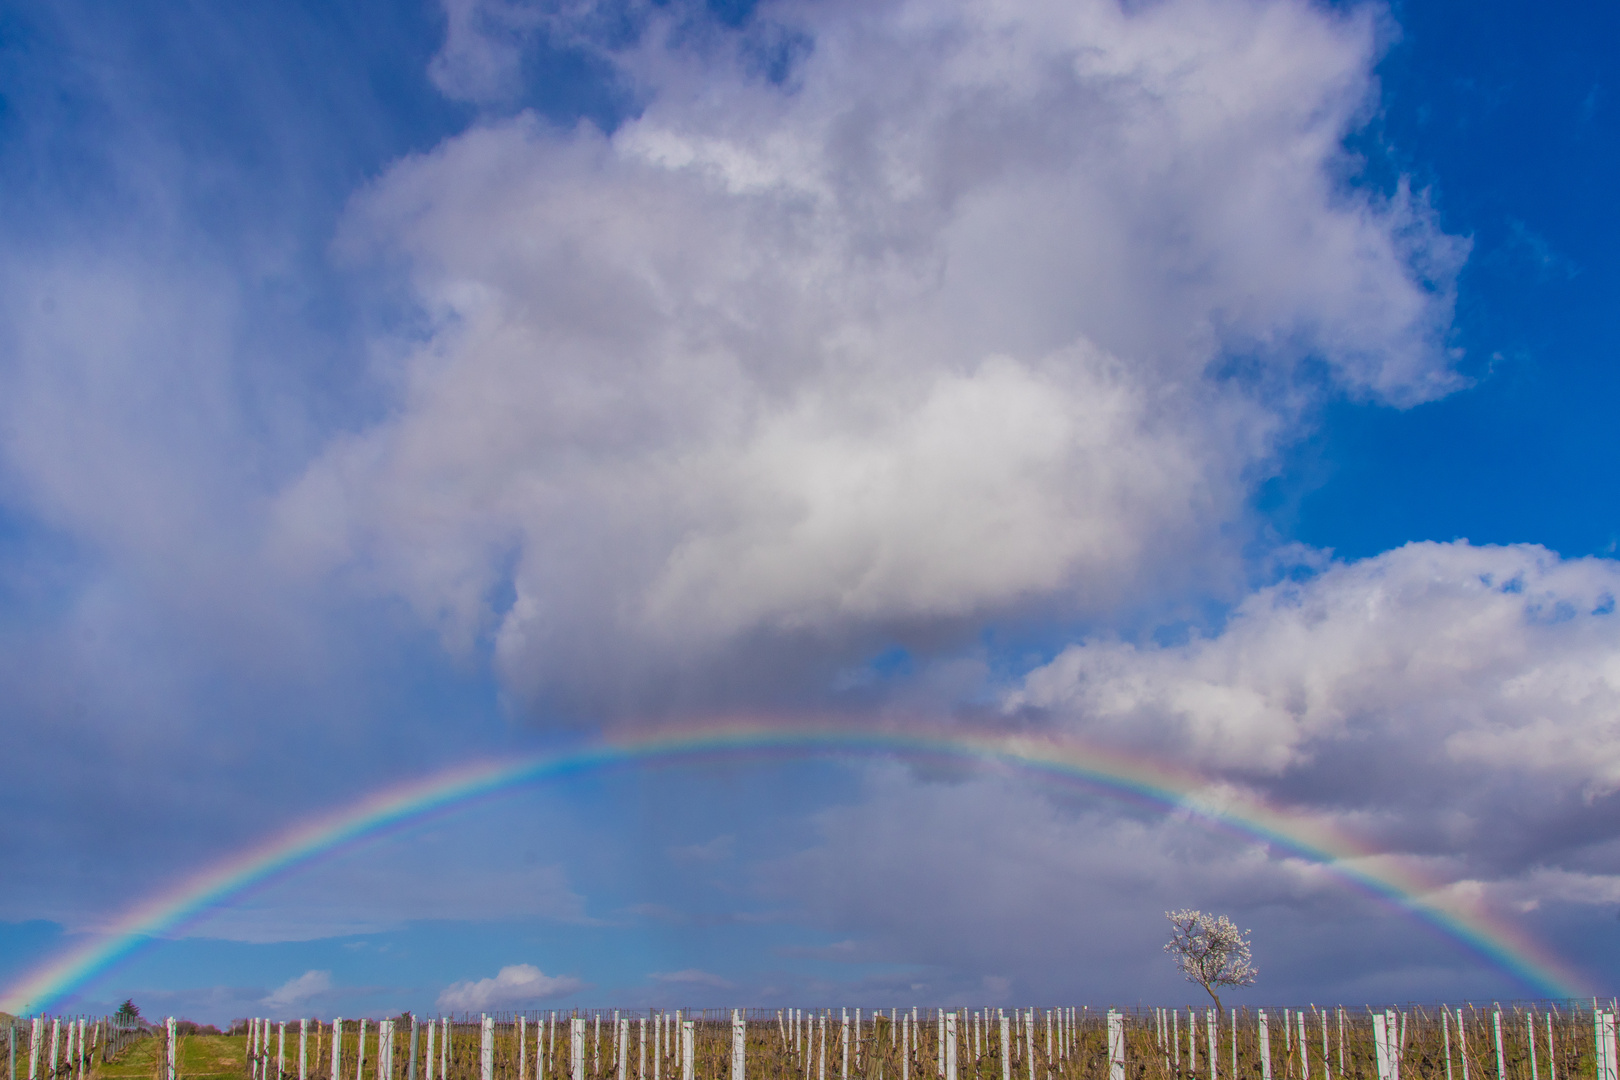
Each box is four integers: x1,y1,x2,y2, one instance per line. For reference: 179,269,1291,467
1164,909,1257,1012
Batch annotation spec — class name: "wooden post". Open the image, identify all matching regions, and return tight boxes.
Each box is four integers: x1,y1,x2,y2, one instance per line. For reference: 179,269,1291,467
1106,1012,1124,1080
843,1011,850,1080
1493,1011,1505,1080
1593,1009,1616,1080
1207,1011,1217,1080
1443,1010,1453,1080
1026,1010,1034,1080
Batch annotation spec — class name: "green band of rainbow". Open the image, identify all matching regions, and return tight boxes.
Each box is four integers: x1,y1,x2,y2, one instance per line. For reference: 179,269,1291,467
1,721,1592,1013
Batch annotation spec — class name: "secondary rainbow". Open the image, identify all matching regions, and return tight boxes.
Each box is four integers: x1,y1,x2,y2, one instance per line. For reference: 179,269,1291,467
1,720,1592,1013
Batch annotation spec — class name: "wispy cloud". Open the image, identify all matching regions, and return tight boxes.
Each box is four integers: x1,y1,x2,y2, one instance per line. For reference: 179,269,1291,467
648,969,733,989
436,965,585,1011
263,970,333,1010
668,835,735,865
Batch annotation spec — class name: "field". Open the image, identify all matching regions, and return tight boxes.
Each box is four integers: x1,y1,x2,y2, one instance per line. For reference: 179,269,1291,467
9,1003,1608,1080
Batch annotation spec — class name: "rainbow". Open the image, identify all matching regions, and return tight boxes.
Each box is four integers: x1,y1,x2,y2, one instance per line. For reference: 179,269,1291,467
1,720,1592,1013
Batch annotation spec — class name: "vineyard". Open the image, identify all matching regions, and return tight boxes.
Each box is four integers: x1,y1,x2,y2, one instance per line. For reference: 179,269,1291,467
14,1002,1618,1080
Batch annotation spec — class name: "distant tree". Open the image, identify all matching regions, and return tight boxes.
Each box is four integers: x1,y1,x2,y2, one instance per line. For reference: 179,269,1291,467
115,1000,141,1024
1164,909,1257,1013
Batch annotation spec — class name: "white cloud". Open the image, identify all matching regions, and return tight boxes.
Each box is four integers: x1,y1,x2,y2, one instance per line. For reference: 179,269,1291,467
1013,541,1620,866
437,964,586,1010
262,970,333,1011
271,0,1464,718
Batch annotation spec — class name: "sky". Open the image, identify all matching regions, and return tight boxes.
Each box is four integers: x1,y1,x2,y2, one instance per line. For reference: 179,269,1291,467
1,0,1619,1025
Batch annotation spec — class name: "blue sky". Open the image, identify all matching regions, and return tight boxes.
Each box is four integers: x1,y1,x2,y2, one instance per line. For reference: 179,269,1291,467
2,0,1620,1024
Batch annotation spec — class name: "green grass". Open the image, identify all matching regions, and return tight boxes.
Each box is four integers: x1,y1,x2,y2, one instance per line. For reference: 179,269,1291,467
98,1034,247,1080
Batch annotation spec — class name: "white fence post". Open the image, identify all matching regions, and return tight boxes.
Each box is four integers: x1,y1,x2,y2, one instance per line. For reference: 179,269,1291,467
301,1020,309,1080
1258,1012,1271,1080
332,1020,344,1080
572,1018,586,1080
1594,1009,1617,1080
1528,1014,1539,1080
425,1022,436,1080
1208,1010,1218,1080
843,1011,850,1080
1106,1012,1124,1080
999,1015,1010,1080
1493,1011,1506,1080
733,1011,746,1080
480,1018,494,1080
166,1019,177,1080
682,1022,695,1080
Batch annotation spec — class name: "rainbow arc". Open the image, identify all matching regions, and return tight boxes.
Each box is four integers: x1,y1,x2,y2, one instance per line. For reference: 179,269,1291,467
0,721,1591,1013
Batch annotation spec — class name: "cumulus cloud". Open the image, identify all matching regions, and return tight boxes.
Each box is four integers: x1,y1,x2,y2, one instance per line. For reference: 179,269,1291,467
263,970,334,1010
1013,541,1620,874
437,964,586,1010
274,0,1465,720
